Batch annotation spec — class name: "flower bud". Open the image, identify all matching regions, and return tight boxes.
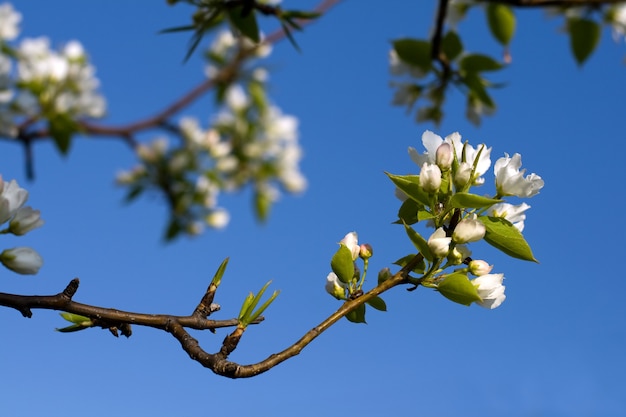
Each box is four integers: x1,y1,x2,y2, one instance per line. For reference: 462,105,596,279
359,243,373,259
340,232,359,260
378,267,392,284
325,272,346,300
468,259,493,276
452,217,486,243
428,227,451,258
447,244,472,265
453,162,472,189
0,247,43,275
436,143,453,171
419,163,442,193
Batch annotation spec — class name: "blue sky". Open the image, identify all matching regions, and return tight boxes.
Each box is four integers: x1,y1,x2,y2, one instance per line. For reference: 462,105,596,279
1,1,626,416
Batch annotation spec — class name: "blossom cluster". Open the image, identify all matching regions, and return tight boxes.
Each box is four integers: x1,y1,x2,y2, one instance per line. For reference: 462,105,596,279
407,130,543,308
325,131,542,312
0,175,43,274
117,81,305,238
0,2,105,138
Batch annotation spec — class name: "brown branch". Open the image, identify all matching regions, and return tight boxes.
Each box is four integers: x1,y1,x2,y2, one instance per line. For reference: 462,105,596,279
168,254,425,378
0,277,261,332
477,0,624,6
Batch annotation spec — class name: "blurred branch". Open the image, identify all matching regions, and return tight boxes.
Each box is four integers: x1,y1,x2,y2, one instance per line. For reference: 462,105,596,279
478,0,624,6
12,0,342,149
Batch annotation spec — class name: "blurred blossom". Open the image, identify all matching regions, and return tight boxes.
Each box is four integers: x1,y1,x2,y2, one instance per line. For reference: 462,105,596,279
9,206,43,235
205,208,230,229
16,37,106,118
488,202,530,232
225,85,249,111
612,4,626,41
472,273,506,309
0,2,21,41
0,246,43,275
0,177,29,224
494,153,544,197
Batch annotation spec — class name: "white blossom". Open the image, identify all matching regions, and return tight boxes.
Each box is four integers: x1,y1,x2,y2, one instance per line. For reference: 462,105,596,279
488,202,530,232
428,227,451,258
9,206,43,235
472,273,506,309
452,216,486,243
0,2,21,41
0,177,28,224
494,153,544,197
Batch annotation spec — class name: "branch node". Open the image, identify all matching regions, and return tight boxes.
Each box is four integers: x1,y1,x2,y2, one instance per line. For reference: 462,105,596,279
62,278,80,299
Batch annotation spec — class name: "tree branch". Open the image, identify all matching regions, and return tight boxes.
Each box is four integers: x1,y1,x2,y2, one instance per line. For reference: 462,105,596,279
477,0,624,7
0,277,261,332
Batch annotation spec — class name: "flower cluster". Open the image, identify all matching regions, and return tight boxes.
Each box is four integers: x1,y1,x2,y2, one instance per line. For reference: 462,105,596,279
0,175,43,274
387,130,544,309
325,232,382,323
0,2,105,138
117,81,305,239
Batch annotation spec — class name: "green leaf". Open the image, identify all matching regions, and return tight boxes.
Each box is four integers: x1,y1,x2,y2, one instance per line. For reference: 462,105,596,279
124,185,144,203
449,192,502,209
442,31,463,61
486,4,516,46
164,218,182,241
478,216,538,262
392,38,432,72
417,209,436,221
48,114,78,155
56,324,90,333
331,245,355,284
366,296,387,312
437,273,481,306
238,292,255,321
210,257,229,287
346,303,366,324
227,5,260,43
396,198,420,225
393,254,425,274
386,173,431,207
403,222,433,262
459,54,503,73
59,312,92,325
254,189,272,223
568,18,600,65
247,288,280,324
462,72,495,107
